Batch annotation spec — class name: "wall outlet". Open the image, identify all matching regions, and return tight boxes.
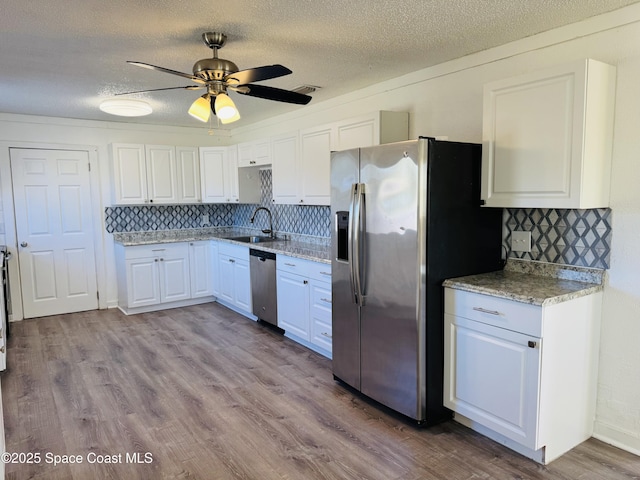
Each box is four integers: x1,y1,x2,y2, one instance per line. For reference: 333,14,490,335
511,230,532,253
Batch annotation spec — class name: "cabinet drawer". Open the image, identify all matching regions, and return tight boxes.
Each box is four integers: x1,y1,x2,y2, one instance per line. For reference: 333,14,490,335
444,288,542,337
311,282,332,321
219,241,249,260
123,242,186,260
277,255,312,276
308,262,331,283
311,317,333,351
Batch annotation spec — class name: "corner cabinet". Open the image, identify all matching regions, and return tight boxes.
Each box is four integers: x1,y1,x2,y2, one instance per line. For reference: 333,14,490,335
114,241,216,315
443,287,602,464
481,59,616,208
200,146,260,204
111,143,200,205
276,255,332,358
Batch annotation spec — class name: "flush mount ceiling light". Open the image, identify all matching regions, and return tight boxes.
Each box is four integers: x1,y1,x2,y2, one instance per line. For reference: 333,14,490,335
116,31,313,124
99,99,152,117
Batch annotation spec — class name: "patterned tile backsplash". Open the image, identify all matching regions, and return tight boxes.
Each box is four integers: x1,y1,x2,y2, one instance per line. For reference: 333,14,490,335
503,208,612,269
105,172,612,269
105,169,331,237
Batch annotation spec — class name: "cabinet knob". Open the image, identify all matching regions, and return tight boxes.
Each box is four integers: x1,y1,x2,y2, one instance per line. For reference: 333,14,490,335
303,280,308,284
250,160,256,165
160,258,164,261
149,199,154,203
299,199,304,203
20,241,28,248
528,341,537,348
154,259,158,262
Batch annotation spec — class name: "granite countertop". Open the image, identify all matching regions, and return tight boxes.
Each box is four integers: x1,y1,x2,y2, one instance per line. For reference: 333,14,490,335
112,227,331,264
443,259,605,306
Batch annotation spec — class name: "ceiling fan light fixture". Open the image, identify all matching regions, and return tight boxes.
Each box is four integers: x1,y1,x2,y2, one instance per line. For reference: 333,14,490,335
99,99,152,117
188,95,211,122
214,93,240,123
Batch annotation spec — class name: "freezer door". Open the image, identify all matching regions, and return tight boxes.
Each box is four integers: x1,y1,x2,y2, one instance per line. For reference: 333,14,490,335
358,140,425,420
331,148,361,389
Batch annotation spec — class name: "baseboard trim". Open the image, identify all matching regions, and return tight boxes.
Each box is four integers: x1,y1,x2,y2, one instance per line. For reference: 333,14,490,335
593,423,640,457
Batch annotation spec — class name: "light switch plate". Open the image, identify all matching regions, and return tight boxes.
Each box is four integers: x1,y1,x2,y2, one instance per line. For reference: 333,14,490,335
511,230,532,252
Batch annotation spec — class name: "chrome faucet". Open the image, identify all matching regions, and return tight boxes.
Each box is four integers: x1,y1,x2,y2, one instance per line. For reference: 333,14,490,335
250,207,275,238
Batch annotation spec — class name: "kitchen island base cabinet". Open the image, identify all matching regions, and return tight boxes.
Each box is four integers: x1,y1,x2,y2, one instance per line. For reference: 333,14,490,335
115,242,215,315
443,288,602,464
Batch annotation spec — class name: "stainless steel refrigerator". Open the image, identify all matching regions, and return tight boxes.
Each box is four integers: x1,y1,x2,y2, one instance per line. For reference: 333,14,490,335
331,137,502,424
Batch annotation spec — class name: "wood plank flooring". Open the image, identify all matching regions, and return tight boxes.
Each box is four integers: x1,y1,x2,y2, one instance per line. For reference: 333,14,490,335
2,303,639,479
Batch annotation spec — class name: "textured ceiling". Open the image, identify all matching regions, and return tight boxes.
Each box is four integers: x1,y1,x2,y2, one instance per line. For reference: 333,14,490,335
1,0,638,128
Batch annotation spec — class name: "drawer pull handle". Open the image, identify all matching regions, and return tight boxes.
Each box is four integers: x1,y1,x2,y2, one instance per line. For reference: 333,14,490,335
473,307,501,316
320,332,332,338
320,298,331,303
285,262,296,267
528,341,537,348
320,271,331,276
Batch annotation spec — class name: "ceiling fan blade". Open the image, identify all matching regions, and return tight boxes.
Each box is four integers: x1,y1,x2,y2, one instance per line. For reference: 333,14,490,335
115,85,204,96
225,65,292,85
237,84,312,105
127,61,206,84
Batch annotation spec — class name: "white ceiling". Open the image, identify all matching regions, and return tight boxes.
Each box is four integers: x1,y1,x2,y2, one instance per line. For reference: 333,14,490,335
1,0,638,129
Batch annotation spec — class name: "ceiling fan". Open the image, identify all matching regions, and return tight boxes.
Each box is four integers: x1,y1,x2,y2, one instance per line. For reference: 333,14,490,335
117,32,312,124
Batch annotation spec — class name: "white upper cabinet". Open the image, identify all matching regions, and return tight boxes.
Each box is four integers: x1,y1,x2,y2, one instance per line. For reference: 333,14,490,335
111,143,200,205
199,146,260,204
145,145,178,204
111,143,148,205
271,132,300,205
481,59,616,209
176,146,201,203
334,111,409,151
299,124,333,206
237,139,271,168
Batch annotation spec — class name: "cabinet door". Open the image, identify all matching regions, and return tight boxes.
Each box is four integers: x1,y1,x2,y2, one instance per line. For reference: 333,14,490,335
272,132,300,204
176,147,201,203
233,258,252,312
145,145,178,204
189,241,214,298
126,257,160,307
482,59,615,208
217,254,236,304
299,125,332,205
111,143,148,205
210,241,220,298
335,116,376,151
444,314,541,449
159,250,191,303
276,270,310,339
200,147,228,203
226,146,240,203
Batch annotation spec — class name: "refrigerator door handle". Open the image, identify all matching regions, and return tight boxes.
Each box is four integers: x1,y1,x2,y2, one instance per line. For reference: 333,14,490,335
353,183,366,306
348,183,359,304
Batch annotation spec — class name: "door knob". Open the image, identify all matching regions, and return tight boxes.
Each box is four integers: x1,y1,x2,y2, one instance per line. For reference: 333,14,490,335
20,241,28,247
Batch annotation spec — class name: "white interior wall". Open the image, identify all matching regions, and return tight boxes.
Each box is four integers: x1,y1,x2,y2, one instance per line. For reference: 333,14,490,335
230,5,640,455
0,3,637,456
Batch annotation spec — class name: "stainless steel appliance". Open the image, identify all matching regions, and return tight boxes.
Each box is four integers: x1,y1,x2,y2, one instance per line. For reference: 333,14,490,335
250,248,278,326
331,137,502,424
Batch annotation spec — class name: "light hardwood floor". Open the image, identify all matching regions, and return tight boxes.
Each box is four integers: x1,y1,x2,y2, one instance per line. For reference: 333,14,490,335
2,303,639,479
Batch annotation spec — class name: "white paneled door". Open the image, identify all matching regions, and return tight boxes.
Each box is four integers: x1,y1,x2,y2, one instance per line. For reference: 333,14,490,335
10,148,98,319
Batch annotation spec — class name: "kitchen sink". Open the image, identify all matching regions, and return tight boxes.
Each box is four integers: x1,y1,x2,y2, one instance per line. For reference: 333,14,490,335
228,235,279,244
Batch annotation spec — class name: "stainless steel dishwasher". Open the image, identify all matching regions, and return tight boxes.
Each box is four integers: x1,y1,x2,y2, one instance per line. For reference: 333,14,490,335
249,249,278,326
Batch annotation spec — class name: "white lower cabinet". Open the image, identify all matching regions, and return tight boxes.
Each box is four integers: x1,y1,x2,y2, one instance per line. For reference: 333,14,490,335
115,241,215,314
276,255,332,357
216,242,253,316
189,240,215,298
444,287,602,464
